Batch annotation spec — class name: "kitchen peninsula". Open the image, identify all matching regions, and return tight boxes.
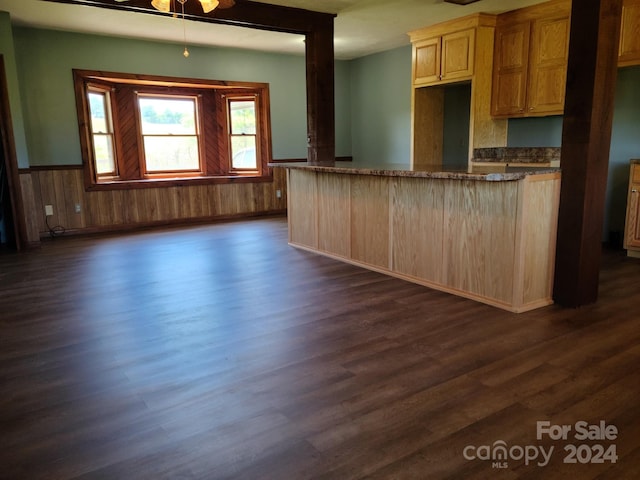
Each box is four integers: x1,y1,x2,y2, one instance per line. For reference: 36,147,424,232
274,162,561,313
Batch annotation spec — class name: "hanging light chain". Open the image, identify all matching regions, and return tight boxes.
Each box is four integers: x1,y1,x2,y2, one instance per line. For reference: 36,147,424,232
178,0,189,57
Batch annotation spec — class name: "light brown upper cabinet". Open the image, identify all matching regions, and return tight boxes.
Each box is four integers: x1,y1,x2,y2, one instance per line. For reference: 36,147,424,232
491,0,571,118
527,14,571,115
411,27,475,86
409,14,506,168
490,22,531,117
619,0,640,67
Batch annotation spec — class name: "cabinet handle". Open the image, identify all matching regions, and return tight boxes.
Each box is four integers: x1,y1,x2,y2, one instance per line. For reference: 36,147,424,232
633,189,638,193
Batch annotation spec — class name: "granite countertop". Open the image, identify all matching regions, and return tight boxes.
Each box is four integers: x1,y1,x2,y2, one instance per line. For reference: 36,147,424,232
472,147,561,163
269,161,560,182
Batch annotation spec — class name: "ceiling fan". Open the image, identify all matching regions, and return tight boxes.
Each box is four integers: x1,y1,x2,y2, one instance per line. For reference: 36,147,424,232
113,0,236,12
112,0,236,57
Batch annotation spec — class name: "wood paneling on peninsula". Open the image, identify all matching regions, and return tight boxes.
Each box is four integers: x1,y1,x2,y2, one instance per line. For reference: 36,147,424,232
317,173,351,257
284,164,561,313
20,166,287,238
287,169,317,249
391,177,444,284
350,175,390,269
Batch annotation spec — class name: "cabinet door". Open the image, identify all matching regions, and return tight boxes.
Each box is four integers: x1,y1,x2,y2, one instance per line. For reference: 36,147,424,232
413,37,441,85
527,15,570,115
625,165,640,249
491,22,530,117
619,0,640,67
441,29,475,82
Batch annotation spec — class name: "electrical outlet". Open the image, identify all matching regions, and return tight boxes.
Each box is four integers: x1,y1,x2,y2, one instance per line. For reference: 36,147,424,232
276,189,282,199
45,205,54,216
75,204,81,214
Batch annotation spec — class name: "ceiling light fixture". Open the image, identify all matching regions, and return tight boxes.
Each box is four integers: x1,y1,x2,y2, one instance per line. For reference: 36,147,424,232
150,0,220,57
151,0,219,14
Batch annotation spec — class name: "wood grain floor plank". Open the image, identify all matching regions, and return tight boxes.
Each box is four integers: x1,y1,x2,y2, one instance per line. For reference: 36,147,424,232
1,217,639,479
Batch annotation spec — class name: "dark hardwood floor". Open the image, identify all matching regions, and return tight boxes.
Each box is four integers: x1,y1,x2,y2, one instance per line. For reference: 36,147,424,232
1,216,639,479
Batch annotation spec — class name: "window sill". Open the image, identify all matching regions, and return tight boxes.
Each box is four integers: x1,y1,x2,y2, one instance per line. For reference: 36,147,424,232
86,173,273,191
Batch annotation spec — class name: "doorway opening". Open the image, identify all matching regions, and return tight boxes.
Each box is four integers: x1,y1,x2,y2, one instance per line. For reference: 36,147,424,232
0,55,24,252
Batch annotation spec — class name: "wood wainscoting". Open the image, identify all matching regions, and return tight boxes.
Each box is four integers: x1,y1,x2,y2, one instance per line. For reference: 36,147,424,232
18,165,288,240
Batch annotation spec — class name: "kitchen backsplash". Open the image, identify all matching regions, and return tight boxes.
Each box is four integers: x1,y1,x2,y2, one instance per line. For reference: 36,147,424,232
473,147,561,163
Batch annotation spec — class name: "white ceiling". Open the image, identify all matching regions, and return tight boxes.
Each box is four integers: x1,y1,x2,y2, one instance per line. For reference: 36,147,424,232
0,0,547,60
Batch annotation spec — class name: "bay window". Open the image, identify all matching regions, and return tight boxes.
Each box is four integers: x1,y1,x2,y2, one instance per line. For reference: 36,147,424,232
73,69,273,189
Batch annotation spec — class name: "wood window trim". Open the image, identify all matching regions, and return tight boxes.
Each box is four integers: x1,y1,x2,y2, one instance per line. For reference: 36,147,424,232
86,85,118,177
135,92,203,177
73,69,273,191
225,93,261,175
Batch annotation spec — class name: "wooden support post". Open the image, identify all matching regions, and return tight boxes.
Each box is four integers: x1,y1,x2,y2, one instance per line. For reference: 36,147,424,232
305,26,335,165
554,0,623,307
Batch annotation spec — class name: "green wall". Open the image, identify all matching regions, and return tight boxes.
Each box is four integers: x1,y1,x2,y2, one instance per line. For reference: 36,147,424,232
11,26,352,166
443,83,471,168
0,13,29,169
507,116,563,147
350,46,412,166
608,65,640,242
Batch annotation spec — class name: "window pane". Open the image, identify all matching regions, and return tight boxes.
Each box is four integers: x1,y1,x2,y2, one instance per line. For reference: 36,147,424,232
144,136,199,172
139,97,196,134
93,134,116,175
88,92,108,133
230,100,256,135
231,136,257,169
